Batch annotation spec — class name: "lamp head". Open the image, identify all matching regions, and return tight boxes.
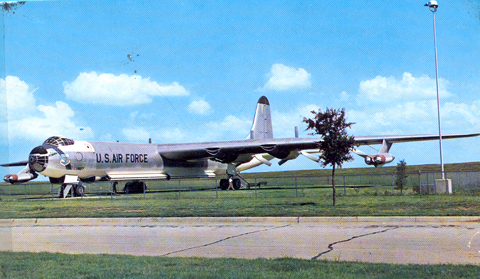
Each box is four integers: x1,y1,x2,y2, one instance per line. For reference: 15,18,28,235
425,1,438,11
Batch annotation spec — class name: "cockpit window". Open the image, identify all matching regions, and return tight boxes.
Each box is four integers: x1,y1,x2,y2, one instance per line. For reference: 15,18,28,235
43,136,75,147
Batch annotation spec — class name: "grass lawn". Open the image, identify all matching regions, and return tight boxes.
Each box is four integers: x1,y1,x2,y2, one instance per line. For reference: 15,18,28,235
1,252,480,279
1,187,480,218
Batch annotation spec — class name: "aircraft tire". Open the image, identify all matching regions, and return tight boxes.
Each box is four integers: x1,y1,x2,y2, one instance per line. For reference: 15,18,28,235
124,183,131,194
219,179,228,190
74,184,85,196
233,179,241,190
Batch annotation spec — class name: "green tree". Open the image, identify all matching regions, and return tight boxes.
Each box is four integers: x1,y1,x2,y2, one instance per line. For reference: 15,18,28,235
303,108,355,206
395,159,408,195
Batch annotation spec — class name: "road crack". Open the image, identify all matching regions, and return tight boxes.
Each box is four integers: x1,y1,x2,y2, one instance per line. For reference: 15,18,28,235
160,224,291,257
311,226,399,260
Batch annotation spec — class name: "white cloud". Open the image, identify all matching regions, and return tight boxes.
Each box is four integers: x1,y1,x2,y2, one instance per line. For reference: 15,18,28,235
159,128,185,141
188,99,212,115
357,72,452,104
194,115,252,141
2,76,37,121
347,98,480,136
272,104,322,138
63,71,189,106
1,76,93,142
260,63,311,91
121,127,151,142
121,127,186,143
9,101,94,141
339,91,350,102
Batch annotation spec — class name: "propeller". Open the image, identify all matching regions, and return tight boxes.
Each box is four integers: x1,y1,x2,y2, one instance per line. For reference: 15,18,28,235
0,160,28,167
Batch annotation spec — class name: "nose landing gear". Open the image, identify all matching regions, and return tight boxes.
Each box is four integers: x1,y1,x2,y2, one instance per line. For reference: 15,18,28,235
58,183,85,198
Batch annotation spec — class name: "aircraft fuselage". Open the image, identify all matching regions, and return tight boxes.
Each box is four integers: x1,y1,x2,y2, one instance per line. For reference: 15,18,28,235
30,139,227,183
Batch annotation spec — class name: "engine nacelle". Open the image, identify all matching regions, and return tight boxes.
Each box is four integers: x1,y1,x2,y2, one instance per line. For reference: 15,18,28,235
205,148,239,163
261,144,299,160
364,153,395,167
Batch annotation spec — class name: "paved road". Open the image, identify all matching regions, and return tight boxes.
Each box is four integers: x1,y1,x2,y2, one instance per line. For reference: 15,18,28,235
1,217,480,264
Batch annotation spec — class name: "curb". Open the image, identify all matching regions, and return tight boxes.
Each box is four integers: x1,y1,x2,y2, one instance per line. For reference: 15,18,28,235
1,216,480,227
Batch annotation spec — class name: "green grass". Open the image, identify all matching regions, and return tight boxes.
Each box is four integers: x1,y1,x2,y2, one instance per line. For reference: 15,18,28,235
1,187,480,218
1,251,480,279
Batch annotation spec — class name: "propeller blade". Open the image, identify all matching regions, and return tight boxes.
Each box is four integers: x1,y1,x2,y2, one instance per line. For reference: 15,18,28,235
1,160,29,167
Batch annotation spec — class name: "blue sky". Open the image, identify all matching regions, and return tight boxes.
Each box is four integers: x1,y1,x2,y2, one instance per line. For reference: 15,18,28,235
1,0,480,179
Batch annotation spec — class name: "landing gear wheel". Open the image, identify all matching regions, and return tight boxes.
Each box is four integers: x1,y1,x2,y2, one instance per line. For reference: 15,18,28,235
123,181,146,194
233,178,241,190
74,184,85,196
219,179,228,190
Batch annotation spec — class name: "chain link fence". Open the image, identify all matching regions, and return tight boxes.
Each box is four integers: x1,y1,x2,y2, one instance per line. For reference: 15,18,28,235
1,171,480,200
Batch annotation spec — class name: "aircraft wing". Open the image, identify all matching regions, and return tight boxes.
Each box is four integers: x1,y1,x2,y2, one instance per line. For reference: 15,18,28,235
158,132,480,163
158,137,320,162
353,133,480,146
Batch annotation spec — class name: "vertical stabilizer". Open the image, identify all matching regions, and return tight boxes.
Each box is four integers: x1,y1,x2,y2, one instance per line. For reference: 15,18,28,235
247,96,273,139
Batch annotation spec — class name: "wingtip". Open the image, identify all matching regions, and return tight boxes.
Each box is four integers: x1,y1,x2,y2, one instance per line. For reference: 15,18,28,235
258,96,269,105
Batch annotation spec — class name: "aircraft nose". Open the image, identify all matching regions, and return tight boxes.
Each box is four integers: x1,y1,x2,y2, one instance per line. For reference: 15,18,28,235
29,145,49,172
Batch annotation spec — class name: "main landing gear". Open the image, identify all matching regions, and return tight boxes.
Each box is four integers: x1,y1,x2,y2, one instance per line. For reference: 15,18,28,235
219,178,241,190
123,181,147,194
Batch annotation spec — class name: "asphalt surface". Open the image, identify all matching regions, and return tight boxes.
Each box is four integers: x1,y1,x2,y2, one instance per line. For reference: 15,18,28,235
1,217,480,264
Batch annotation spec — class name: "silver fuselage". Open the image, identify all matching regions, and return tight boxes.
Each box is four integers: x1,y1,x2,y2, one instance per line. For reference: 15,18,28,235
37,140,231,181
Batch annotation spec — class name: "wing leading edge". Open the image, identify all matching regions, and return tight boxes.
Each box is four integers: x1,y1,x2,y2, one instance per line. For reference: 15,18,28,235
157,132,480,165
353,133,480,146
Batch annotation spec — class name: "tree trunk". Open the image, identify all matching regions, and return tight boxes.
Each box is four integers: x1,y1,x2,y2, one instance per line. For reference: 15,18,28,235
332,163,336,206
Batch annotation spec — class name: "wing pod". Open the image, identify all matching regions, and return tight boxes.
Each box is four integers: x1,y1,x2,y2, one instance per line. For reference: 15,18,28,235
364,153,395,167
353,148,395,167
353,139,395,167
3,165,38,184
260,144,300,165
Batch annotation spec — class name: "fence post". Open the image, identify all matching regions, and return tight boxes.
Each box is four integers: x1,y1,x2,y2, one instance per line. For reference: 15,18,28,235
178,180,181,198
25,184,27,200
343,175,346,196
475,172,478,189
418,171,422,194
392,174,394,195
426,173,429,194
455,172,458,191
295,176,298,198
215,178,218,198
255,178,257,199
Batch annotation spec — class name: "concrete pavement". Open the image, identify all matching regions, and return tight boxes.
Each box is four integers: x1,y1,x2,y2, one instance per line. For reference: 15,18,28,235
1,217,480,264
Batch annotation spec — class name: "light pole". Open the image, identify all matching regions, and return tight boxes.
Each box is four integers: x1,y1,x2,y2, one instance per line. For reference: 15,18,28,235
425,1,445,180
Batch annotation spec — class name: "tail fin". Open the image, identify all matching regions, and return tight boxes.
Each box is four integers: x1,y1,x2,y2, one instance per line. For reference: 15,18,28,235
247,96,273,139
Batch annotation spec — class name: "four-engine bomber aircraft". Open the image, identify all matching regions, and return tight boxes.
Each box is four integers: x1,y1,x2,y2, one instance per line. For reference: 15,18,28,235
2,96,479,197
